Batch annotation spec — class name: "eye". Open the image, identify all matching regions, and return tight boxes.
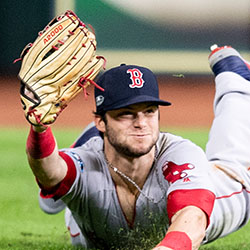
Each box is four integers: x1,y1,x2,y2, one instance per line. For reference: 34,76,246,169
118,111,133,117
145,106,157,114
146,109,154,113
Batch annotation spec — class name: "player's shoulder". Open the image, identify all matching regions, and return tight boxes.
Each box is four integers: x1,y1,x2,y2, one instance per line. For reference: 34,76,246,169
156,132,210,179
157,131,206,159
158,131,200,149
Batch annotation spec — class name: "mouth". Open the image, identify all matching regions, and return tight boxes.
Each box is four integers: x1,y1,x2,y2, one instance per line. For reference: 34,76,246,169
130,133,150,138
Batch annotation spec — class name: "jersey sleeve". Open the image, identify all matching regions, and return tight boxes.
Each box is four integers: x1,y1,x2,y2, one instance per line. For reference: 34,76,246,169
39,136,105,204
159,134,216,224
38,151,80,200
167,189,215,225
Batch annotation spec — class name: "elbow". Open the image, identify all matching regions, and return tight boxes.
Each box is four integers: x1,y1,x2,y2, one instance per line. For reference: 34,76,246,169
27,151,68,188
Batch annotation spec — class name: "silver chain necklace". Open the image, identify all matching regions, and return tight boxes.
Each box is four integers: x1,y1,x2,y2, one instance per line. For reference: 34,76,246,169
105,150,166,204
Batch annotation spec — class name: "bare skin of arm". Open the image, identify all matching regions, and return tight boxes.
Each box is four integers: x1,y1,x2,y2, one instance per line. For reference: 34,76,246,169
27,125,68,188
152,206,207,250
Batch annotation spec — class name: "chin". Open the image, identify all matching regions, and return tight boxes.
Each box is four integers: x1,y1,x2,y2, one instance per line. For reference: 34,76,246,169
128,144,154,157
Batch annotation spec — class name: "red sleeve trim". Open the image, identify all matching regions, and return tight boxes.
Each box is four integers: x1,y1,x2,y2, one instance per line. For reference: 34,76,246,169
39,151,77,200
167,189,215,226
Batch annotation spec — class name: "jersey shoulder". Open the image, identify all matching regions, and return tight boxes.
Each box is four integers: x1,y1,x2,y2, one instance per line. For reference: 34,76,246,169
158,132,205,158
157,132,210,175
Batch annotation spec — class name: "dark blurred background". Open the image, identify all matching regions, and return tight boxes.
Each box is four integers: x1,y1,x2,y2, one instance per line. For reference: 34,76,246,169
0,1,54,75
1,0,249,76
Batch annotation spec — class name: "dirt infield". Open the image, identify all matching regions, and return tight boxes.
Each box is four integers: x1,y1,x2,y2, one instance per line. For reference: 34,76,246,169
0,75,215,129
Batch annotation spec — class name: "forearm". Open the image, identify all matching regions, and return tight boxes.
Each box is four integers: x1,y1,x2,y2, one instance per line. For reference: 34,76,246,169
153,206,207,250
26,125,67,188
169,206,206,249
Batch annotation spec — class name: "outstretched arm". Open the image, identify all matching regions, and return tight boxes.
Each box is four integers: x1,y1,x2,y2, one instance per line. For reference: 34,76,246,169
153,205,207,250
26,125,68,188
16,11,105,190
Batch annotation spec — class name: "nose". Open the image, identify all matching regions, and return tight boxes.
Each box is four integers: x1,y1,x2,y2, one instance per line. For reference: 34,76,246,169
133,112,147,128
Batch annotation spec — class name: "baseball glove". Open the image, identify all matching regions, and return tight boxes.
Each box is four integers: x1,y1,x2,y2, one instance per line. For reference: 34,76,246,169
16,10,105,126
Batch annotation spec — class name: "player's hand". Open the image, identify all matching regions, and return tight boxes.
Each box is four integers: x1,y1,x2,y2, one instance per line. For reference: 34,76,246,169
32,125,48,133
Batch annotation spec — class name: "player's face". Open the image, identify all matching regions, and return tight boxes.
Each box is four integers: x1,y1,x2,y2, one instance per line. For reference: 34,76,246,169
103,103,159,158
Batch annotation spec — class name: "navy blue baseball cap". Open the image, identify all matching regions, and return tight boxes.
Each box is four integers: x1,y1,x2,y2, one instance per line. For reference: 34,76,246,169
94,64,171,114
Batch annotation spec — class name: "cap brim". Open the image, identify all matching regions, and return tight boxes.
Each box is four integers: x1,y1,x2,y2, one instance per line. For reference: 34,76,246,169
104,95,171,112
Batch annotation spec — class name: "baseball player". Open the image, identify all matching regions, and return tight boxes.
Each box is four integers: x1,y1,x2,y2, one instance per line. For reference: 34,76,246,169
14,10,250,249
30,44,250,250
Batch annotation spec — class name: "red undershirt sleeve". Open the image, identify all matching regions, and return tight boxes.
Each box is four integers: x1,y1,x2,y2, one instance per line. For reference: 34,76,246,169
38,151,77,200
167,189,215,226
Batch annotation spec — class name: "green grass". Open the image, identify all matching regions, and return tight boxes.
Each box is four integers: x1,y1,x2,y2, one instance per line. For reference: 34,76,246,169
0,127,250,249
0,128,80,250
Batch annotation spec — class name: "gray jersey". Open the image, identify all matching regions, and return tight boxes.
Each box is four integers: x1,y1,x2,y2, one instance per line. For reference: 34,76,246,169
53,132,215,248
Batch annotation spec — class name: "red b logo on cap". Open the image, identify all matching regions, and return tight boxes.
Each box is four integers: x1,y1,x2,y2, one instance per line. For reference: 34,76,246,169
127,69,144,88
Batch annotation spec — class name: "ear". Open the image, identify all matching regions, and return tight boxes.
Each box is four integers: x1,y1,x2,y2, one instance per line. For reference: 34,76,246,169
94,115,106,133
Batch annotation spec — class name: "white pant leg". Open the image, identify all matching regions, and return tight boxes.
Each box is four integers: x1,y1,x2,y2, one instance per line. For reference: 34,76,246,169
65,208,87,247
39,193,86,247
206,72,250,187
38,192,66,214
